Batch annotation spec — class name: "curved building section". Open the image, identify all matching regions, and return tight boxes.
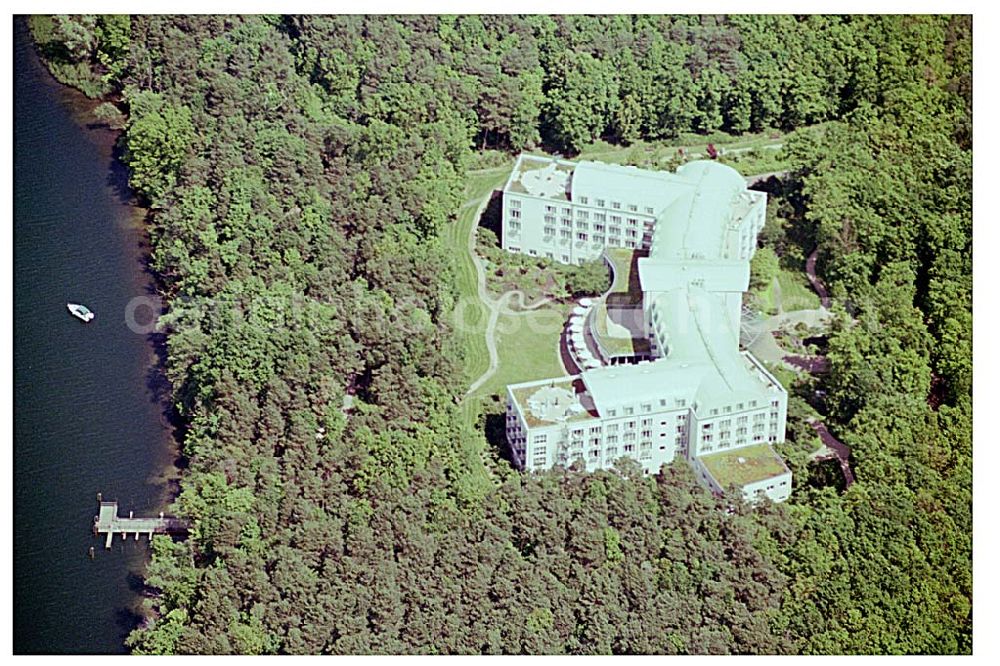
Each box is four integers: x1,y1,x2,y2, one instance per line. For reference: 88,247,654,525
503,154,790,503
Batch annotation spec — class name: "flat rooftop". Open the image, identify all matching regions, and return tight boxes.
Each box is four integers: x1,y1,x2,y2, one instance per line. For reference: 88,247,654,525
510,377,598,427
699,444,788,489
507,155,573,200
581,360,706,413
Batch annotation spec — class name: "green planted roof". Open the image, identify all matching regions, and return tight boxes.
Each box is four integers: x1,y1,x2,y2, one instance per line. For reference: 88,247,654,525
699,444,788,489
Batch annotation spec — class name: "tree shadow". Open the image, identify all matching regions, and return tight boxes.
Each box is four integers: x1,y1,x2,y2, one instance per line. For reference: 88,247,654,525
114,605,146,643
785,354,830,374
105,136,138,207
477,189,503,246
806,457,847,493
481,396,518,470
32,36,74,67
125,570,151,595
114,571,151,643
752,173,816,267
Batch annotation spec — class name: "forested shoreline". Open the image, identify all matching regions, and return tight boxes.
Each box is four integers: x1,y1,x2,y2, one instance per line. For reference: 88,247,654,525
30,15,971,654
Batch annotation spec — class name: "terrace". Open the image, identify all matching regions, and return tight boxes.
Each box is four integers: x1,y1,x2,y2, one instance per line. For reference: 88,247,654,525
605,248,645,305
510,377,599,428
699,443,788,490
506,155,574,201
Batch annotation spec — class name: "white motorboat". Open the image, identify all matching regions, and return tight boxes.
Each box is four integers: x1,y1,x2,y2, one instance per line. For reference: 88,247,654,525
67,302,95,322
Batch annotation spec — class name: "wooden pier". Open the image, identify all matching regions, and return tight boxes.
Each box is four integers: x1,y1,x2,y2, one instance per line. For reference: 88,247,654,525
93,500,188,549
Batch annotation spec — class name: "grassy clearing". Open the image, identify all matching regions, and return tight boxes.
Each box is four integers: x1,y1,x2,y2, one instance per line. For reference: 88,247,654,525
756,277,779,315
576,129,785,162
456,299,571,483
444,166,513,483
574,130,791,175
576,124,836,178
767,267,822,312
445,163,573,478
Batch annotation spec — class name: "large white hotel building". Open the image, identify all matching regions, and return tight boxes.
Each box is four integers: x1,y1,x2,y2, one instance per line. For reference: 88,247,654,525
502,154,792,503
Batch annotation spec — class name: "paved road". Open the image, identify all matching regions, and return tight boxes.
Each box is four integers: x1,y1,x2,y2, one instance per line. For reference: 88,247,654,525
810,420,855,487
805,247,831,309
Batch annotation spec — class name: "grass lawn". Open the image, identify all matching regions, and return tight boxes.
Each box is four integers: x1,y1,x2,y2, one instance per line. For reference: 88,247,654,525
591,301,650,357
777,268,821,312
605,248,644,301
763,361,799,391
457,299,570,484
574,124,836,178
472,302,572,401
445,164,573,398
574,129,796,175
592,248,648,357
576,129,786,163
446,163,570,482
756,266,821,314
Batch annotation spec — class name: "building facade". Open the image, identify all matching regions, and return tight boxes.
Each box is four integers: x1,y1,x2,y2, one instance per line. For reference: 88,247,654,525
503,154,791,503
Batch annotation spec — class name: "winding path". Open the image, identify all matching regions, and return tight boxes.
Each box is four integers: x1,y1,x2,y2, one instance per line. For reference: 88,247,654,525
465,289,555,397
462,188,558,398
746,245,854,489
462,189,503,398
747,245,833,369
500,290,554,315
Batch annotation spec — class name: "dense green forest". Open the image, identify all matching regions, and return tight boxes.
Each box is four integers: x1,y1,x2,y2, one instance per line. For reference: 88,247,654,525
31,15,971,654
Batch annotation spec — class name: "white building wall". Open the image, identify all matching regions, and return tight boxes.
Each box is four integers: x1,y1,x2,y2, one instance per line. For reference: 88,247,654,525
502,192,657,266
502,156,767,267
502,192,557,260
506,369,790,499
524,424,564,471
742,471,792,503
723,291,744,334
688,395,787,460
507,392,686,476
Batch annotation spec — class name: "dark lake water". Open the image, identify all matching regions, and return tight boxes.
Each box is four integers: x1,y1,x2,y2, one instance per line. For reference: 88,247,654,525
13,18,177,654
